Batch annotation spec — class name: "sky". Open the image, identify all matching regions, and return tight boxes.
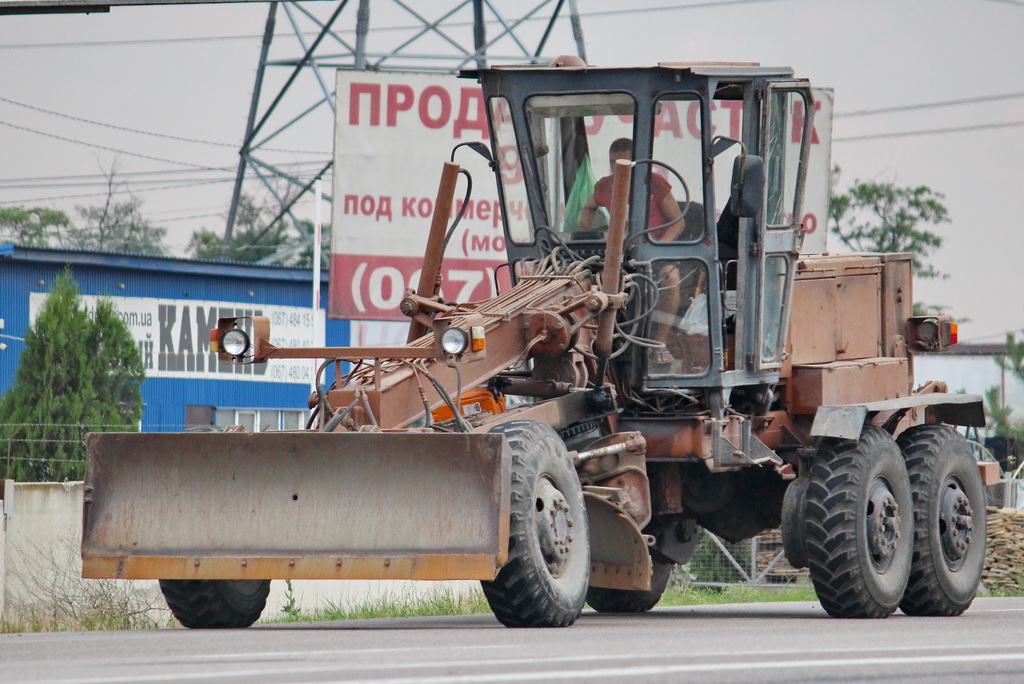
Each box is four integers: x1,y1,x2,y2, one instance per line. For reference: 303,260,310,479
0,0,1022,343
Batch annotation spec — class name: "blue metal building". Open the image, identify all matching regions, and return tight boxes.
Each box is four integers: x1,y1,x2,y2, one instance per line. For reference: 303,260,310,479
0,244,349,432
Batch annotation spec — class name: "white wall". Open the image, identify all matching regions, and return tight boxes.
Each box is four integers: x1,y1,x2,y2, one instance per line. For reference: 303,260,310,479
0,481,477,625
914,354,1024,425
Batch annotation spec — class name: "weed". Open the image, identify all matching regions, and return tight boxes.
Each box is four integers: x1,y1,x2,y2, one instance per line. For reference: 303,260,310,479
281,580,301,619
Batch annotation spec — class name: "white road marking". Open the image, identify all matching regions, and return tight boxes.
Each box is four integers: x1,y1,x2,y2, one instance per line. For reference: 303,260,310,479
345,652,1024,683
186,644,515,661
29,647,1024,684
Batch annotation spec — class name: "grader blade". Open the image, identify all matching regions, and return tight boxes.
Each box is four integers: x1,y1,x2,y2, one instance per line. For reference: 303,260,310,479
82,431,510,581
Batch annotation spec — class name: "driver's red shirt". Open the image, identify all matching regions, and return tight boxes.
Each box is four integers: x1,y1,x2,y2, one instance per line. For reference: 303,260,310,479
591,173,672,240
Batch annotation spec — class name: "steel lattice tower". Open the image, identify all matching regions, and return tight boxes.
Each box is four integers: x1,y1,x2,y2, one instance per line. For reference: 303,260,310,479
222,0,587,261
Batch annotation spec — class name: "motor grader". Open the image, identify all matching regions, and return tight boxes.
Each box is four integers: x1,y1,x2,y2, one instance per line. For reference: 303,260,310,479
82,62,992,628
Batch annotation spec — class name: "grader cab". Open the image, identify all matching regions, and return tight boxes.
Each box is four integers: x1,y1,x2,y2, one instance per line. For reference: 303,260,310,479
83,62,989,628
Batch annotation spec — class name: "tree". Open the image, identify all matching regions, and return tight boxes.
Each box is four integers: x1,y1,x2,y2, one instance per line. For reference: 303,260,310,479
0,206,73,246
70,168,166,254
0,270,144,481
188,194,309,264
985,332,1024,445
829,167,950,280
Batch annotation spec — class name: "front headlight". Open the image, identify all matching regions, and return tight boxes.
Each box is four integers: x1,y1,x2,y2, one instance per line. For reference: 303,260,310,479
222,328,251,357
440,327,469,355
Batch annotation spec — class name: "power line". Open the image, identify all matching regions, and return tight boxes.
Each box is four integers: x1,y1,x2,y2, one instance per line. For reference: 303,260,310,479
0,178,236,205
0,176,238,190
0,164,328,190
0,1,789,50
0,120,224,170
0,96,327,155
978,0,1024,7
834,120,1024,142
0,172,327,205
0,160,330,185
150,211,227,224
837,91,1024,118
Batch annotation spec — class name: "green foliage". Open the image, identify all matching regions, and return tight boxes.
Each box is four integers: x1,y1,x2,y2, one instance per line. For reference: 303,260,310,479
985,385,1018,438
688,535,751,584
281,580,301,619
268,586,491,623
72,194,166,255
1,169,167,255
659,584,819,607
986,332,1024,442
0,207,73,247
189,195,307,263
0,270,144,481
998,331,1024,385
829,167,950,279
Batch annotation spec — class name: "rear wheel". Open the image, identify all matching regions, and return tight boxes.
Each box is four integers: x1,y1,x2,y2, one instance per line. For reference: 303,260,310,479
481,420,590,627
897,425,986,616
780,476,810,569
804,426,912,618
586,560,672,613
159,579,270,629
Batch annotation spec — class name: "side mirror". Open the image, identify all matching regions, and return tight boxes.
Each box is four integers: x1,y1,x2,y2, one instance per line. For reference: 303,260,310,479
730,154,765,219
451,141,495,168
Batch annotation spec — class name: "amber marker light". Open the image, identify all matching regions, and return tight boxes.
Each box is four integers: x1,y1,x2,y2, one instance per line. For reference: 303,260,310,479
470,325,486,352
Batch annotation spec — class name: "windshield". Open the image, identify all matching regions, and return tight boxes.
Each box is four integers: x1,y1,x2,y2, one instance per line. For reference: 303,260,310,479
520,93,637,238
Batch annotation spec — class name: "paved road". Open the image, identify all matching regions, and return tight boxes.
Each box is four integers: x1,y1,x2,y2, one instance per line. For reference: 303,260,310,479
3,598,1024,683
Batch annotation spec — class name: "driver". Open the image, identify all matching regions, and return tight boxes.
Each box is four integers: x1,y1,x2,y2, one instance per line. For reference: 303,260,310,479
579,138,689,368
578,138,685,241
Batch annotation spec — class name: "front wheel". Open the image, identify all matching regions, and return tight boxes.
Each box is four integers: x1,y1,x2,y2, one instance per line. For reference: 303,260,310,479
804,426,913,618
481,420,590,627
159,579,271,628
897,425,986,616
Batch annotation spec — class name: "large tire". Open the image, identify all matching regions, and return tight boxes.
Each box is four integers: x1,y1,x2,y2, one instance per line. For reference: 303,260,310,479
780,476,810,569
481,420,590,627
159,579,271,628
804,426,913,618
897,425,986,616
586,560,672,613
158,425,271,629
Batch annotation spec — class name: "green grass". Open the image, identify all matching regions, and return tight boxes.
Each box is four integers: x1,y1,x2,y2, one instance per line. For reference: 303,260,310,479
1,602,172,633
262,583,820,624
659,584,819,606
265,586,492,624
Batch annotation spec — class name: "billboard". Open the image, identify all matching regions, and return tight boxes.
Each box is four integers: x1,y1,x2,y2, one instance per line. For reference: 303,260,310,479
29,293,325,384
328,72,834,322
801,88,834,255
330,70,506,321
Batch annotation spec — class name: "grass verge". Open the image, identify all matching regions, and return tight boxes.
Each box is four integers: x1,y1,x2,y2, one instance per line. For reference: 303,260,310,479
266,586,492,624
262,583,820,624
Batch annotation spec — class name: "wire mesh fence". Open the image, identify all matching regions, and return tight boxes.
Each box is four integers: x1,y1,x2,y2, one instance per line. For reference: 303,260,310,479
687,528,810,588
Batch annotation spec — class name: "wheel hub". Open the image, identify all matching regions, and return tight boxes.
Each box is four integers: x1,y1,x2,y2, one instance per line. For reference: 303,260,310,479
938,477,973,569
866,478,901,572
534,477,574,577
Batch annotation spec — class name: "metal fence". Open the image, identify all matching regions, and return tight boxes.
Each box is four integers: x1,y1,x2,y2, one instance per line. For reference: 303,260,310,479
687,528,810,588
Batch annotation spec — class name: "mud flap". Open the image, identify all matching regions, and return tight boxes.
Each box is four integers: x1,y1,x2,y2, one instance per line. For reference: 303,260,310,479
583,490,653,591
82,431,509,581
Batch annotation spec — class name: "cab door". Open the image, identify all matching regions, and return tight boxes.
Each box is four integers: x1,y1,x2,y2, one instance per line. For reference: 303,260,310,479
754,83,814,372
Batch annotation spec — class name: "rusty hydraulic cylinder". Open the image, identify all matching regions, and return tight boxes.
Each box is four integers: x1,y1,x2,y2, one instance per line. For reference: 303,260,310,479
407,161,462,342
593,159,632,359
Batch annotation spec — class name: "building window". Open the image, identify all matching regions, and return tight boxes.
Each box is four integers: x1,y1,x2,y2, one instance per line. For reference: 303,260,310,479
211,407,307,431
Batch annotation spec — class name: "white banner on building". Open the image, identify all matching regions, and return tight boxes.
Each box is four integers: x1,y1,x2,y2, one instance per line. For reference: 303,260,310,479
29,293,325,384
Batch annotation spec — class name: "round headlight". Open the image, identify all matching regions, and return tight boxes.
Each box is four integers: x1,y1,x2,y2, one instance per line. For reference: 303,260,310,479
440,327,469,355
222,328,251,356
